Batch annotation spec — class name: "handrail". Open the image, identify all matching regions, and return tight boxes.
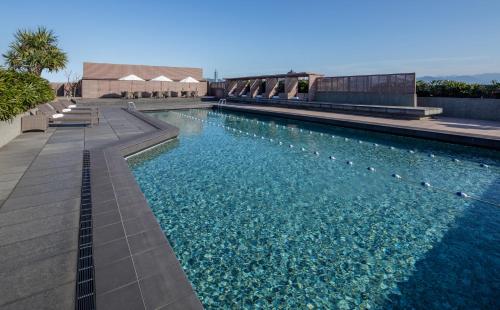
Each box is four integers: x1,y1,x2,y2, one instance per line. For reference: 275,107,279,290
127,101,137,110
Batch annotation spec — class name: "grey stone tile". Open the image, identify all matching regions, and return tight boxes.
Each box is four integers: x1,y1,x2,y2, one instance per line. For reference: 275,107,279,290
1,282,74,310
119,203,152,220
159,292,203,310
127,228,168,255
94,237,130,267
133,245,179,280
0,187,80,210
9,177,81,198
139,270,194,310
16,169,80,187
0,228,78,272
0,197,80,227
123,212,159,236
0,172,23,183
0,250,76,306
0,210,79,247
93,208,121,228
96,282,144,310
93,222,125,246
95,256,136,295
93,198,118,214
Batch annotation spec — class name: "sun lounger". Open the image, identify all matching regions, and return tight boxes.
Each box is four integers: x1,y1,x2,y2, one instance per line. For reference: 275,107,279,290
36,103,99,126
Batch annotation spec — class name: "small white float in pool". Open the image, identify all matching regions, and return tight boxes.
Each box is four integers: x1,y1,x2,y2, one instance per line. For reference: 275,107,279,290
480,163,489,168
314,151,319,155
347,161,353,165
359,140,363,144
279,141,283,145
289,144,294,148
329,155,336,160
367,167,375,172
331,135,335,138
390,146,396,150
392,174,402,179
409,150,415,154
345,138,349,141
269,138,273,142
453,158,460,162
301,147,306,151
421,182,431,187
429,154,435,158
374,143,379,147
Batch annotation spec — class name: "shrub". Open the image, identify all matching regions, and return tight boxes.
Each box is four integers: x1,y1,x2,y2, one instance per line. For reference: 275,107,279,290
417,80,500,98
0,68,55,121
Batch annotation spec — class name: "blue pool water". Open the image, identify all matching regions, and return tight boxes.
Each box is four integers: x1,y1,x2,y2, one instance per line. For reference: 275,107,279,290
128,109,500,309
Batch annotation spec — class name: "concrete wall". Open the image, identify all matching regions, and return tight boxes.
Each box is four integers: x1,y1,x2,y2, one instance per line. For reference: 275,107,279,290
82,80,208,98
315,91,416,107
0,112,29,148
418,97,500,122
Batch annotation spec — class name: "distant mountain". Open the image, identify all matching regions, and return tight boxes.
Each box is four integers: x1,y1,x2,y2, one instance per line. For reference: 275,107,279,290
418,73,500,84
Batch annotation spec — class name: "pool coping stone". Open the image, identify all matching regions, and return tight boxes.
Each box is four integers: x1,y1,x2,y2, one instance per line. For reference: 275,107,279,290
91,108,203,310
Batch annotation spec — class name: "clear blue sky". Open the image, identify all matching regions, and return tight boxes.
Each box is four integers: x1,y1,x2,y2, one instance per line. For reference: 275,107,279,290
1,0,499,81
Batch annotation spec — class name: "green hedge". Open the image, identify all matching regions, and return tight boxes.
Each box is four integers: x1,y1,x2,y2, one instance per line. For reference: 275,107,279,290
0,69,55,121
417,80,500,99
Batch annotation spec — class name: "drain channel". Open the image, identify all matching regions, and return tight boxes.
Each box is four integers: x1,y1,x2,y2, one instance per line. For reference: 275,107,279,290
75,150,95,310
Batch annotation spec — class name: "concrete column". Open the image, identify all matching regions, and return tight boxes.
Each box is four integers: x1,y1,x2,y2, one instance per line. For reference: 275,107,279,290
248,79,261,98
308,74,323,102
264,78,279,98
285,77,298,99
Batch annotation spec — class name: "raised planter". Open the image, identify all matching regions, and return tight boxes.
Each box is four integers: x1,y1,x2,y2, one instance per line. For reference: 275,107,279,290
0,111,31,148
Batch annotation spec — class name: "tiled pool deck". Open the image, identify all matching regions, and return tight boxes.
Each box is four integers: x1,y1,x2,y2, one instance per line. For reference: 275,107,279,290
0,100,499,309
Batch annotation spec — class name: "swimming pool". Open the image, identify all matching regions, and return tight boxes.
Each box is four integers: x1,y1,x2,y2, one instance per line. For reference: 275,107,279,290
128,109,500,309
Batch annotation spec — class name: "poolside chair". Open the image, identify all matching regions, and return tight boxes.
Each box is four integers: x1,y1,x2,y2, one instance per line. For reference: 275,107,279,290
171,91,178,97
21,114,49,132
163,91,170,98
133,91,141,99
142,91,151,98
190,91,197,98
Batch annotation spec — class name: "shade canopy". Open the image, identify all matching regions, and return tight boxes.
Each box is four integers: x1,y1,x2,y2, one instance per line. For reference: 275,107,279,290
118,74,145,81
150,75,173,82
180,76,199,83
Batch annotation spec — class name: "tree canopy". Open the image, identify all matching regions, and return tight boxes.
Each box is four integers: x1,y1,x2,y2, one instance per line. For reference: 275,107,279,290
3,26,67,76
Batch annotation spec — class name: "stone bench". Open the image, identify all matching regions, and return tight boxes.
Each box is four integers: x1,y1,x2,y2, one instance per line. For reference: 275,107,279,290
227,97,442,120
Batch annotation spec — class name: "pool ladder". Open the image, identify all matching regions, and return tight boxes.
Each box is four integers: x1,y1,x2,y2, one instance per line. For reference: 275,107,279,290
216,98,226,112
127,101,137,110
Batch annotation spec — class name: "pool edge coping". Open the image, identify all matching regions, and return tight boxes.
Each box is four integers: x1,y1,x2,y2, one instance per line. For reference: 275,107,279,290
90,108,203,309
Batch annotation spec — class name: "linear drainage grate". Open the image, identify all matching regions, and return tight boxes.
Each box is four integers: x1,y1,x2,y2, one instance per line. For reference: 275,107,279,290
76,150,96,310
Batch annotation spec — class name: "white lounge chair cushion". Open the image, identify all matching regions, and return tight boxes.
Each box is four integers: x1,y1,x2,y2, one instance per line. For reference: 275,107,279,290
62,108,71,112
52,113,64,119
68,104,77,108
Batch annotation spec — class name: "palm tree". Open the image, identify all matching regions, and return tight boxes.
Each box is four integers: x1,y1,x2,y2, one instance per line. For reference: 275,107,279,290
3,26,67,76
